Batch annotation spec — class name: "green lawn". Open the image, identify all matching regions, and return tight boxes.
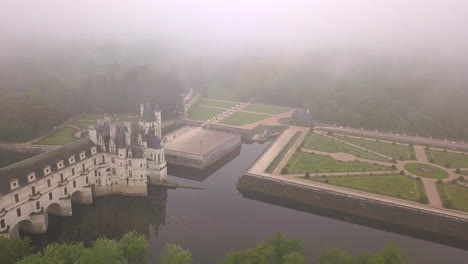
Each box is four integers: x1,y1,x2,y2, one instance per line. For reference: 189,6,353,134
403,163,449,179
311,175,423,202
334,135,415,160
265,132,301,173
285,151,390,174
72,121,96,130
36,126,79,145
425,149,468,168
437,183,468,212
75,114,102,121
243,104,289,115
188,106,225,121
199,99,239,109
302,133,390,162
219,111,270,126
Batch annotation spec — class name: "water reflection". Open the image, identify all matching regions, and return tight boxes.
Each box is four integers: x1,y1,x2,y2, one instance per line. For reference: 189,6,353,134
25,186,167,248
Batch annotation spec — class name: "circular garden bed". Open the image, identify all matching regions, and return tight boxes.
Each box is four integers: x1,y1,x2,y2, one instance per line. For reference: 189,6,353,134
404,163,449,179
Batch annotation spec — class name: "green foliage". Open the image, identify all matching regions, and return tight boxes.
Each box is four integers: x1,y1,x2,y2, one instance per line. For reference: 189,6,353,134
75,238,127,264
159,243,192,264
317,242,410,264
118,231,148,264
403,163,449,179
222,232,303,264
220,111,271,126
305,172,310,179
42,242,86,264
0,236,35,264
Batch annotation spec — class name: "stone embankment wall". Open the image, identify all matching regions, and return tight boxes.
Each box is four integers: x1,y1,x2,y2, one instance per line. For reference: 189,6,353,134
237,174,468,245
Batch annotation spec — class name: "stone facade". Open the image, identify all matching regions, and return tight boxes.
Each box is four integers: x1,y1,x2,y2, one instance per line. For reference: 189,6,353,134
0,103,167,238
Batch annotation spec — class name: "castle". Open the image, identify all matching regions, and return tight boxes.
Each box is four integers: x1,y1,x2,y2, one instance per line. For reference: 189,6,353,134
0,103,167,238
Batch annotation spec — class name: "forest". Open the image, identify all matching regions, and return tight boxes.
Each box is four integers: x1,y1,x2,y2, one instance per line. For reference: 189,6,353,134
1,42,467,142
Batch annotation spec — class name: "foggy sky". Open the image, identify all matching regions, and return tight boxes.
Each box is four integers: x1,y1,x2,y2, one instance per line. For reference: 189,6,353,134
2,0,468,56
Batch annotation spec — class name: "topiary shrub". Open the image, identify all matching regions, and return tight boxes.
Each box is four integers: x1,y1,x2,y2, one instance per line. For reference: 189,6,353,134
281,167,288,174
399,170,405,175
436,179,443,184
458,176,465,181
391,165,397,170
392,158,397,163
418,195,429,204
305,172,310,179
442,199,453,208
455,168,461,173
451,179,458,184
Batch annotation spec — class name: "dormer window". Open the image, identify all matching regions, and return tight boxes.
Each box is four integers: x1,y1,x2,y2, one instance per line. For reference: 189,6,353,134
128,151,132,158
10,179,19,190
28,172,37,182
57,160,64,169
43,166,51,176
91,146,97,154
80,151,86,160
69,156,75,164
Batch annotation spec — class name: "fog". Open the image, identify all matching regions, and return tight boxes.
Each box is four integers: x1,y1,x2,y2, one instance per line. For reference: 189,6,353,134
2,0,468,57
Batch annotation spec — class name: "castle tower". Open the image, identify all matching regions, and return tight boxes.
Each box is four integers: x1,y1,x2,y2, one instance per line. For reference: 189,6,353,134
146,132,167,183
139,103,161,138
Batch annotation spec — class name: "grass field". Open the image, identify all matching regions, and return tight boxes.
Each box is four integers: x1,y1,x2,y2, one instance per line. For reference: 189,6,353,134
75,114,102,121
219,111,270,126
311,175,423,202
72,121,96,130
302,133,389,162
404,163,449,179
425,149,468,168
437,183,468,212
199,99,238,109
335,135,415,160
285,151,390,174
36,126,79,145
265,132,301,173
243,104,289,114
188,106,225,121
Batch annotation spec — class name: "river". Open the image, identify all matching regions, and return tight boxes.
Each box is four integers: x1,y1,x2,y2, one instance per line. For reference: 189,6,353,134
15,143,468,263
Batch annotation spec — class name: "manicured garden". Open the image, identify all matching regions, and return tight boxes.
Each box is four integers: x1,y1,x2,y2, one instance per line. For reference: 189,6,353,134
116,115,140,123
425,149,468,168
219,111,270,126
284,151,390,174
302,133,389,162
199,99,239,109
335,135,415,160
311,174,425,202
75,114,102,121
188,106,225,121
404,163,449,179
36,126,79,145
243,104,289,114
436,182,468,212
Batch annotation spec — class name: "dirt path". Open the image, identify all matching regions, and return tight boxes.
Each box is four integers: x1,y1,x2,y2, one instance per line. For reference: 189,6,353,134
414,145,429,163
421,178,443,207
300,148,393,167
287,170,394,178
272,129,307,175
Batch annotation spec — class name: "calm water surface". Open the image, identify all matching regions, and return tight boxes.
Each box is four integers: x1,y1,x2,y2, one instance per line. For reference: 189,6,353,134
23,143,468,263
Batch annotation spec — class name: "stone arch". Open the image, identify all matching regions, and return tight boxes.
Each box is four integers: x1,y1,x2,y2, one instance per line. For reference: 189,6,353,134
9,219,34,239
71,191,84,203
46,203,62,216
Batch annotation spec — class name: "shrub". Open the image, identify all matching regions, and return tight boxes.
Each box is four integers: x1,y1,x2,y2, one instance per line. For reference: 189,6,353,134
281,167,288,174
455,168,461,173
444,163,451,168
418,195,429,204
305,173,310,179
399,170,405,175
429,158,434,163
436,179,443,184
451,179,458,184
392,158,397,163
458,176,465,181
391,165,397,170
416,177,421,181
442,199,453,208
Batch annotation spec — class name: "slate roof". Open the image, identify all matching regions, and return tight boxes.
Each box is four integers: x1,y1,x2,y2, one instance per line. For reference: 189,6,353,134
0,138,96,195
147,134,163,149
142,103,157,122
129,145,145,159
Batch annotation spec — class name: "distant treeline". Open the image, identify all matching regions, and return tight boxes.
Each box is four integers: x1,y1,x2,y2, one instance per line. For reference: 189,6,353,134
1,43,467,142
0,44,186,142
199,52,468,141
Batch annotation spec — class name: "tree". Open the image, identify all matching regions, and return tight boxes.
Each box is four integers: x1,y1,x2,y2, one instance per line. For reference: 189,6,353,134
159,244,192,264
371,241,411,264
305,172,310,179
282,252,305,264
268,232,303,264
118,231,148,264
42,242,86,264
76,238,127,264
455,168,461,174
0,236,35,264
317,248,353,264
